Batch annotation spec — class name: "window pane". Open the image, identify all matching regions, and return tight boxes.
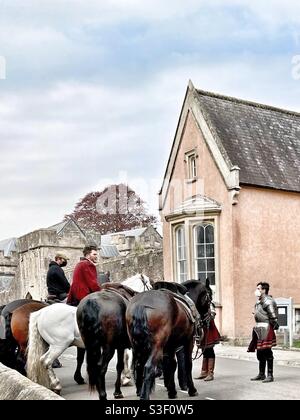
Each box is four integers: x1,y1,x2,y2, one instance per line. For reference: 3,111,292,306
206,244,214,257
197,272,206,282
178,245,186,260
191,157,197,178
207,258,215,271
197,259,206,272
197,244,205,258
205,225,214,243
207,273,215,286
196,226,204,244
177,227,183,247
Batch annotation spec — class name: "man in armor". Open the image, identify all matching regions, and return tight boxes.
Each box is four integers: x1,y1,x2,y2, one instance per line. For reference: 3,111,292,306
248,282,279,383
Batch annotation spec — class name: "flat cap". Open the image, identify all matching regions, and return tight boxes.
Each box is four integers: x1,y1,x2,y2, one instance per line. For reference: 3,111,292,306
55,253,70,260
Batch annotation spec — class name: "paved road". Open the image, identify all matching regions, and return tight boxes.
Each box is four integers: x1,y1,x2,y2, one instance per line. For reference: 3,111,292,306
58,348,300,400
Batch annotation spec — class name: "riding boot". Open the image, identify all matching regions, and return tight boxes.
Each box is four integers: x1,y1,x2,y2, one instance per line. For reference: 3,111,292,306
251,359,266,381
262,359,274,383
194,358,208,379
204,358,215,381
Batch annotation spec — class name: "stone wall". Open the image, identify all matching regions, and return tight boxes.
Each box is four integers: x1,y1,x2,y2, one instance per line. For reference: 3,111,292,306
0,251,18,304
101,249,164,283
0,363,64,400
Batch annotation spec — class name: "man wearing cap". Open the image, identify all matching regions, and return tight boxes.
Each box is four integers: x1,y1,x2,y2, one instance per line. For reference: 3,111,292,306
46,253,71,302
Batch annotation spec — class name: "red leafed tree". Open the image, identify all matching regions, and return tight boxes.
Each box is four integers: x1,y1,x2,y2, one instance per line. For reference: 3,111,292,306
65,184,157,234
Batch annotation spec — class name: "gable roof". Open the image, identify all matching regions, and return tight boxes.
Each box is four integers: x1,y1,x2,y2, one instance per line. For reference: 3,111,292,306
160,81,300,205
0,238,17,257
197,89,300,193
47,219,86,237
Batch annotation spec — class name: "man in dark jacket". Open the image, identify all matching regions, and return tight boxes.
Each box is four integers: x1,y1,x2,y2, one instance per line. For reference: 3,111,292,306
46,253,71,302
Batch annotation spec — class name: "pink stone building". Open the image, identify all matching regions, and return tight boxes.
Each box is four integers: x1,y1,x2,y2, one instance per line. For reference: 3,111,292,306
159,81,300,343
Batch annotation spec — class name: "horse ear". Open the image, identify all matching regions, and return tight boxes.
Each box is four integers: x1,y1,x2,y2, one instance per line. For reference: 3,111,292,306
205,278,210,289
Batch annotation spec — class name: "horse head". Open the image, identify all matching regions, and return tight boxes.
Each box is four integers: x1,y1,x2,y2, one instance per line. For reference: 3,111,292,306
183,279,212,319
122,273,153,292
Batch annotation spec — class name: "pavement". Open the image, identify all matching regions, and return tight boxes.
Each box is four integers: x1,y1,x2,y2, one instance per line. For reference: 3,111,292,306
215,343,300,368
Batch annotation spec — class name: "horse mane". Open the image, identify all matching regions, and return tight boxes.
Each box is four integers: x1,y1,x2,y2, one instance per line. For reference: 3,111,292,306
102,282,136,297
182,279,206,291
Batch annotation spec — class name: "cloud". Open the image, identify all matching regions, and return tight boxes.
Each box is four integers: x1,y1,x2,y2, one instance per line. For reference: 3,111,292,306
0,0,300,238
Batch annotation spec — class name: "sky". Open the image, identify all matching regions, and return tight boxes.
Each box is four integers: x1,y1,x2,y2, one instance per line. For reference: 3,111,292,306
1,0,300,238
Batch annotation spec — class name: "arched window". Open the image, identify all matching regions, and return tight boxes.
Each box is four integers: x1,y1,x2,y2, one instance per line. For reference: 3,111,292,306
176,226,187,283
194,223,215,285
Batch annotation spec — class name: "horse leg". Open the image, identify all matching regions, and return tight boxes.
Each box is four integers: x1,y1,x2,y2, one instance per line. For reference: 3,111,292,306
96,345,115,400
15,345,27,376
176,347,188,390
74,347,86,385
163,351,177,399
133,350,145,397
40,345,68,394
121,349,133,386
114,348,125,399
183,341,198,397
140,348,162,400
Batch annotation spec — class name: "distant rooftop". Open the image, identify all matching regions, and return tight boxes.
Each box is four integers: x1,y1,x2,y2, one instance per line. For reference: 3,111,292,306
101,227,148,245
0,238,17,257
47,221,69,234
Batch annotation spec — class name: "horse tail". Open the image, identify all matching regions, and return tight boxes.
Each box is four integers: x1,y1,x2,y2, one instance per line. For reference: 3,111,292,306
79,299,103,391
26,310,50,388
130,305,153,390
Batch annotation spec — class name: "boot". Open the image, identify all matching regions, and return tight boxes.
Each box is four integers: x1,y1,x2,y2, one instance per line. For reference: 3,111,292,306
204,358,215,381
194,358,208,379
262,359,274,383
251,359,266,381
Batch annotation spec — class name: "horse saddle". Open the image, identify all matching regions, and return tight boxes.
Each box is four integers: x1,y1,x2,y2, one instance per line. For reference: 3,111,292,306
153,282,196,324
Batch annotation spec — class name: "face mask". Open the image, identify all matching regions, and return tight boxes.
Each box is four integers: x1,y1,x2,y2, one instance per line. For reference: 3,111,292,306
61,261,67,267
254,289,261,298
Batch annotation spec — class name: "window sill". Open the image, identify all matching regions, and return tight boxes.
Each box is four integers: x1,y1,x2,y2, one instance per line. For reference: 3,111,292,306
186,177,198,184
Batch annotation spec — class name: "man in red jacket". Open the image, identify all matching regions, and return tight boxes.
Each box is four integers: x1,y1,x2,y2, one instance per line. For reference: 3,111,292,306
67,245,101,306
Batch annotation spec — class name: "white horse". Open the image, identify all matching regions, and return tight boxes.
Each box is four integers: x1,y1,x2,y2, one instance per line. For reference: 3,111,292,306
27,303,84,393
120,273,153,386
26,273,152,394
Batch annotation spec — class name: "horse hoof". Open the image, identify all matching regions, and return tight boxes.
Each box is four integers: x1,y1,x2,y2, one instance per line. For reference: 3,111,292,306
53,389,62,395
121,378,133,387
189,390,198,397
114,392,124,399
74,376,85,385
168,393,177,399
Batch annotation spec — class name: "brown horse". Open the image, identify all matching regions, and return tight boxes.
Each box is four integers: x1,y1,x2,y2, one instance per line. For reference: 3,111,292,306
77,282,136,400
126,280,212,400
10,301,48,374
0,299,46,371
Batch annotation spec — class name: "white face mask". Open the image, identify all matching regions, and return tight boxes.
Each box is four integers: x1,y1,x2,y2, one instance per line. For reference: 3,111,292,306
255,289,261,298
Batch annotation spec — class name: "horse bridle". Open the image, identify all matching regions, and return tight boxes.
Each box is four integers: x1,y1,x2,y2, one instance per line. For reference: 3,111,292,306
140,274,151,291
